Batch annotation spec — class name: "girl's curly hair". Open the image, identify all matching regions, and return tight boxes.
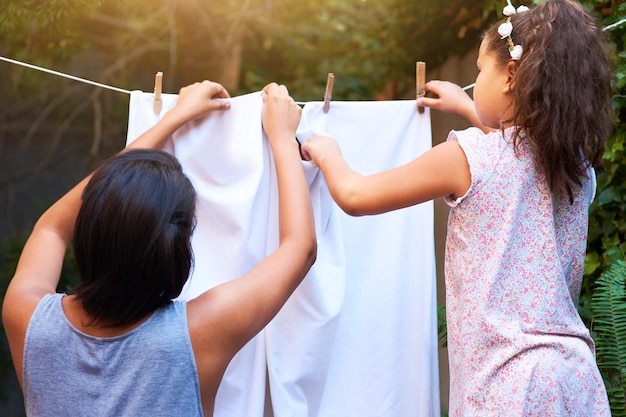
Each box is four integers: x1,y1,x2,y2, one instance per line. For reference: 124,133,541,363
484,0,614,203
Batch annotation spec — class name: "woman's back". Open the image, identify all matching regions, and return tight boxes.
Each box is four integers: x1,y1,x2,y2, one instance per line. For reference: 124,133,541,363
23,294,203,417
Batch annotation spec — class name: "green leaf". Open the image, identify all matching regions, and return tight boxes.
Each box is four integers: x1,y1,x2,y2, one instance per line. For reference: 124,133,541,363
591,260,626,416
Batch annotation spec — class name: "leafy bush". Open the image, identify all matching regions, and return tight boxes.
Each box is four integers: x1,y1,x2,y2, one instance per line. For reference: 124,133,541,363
581,2,626,323
591,259,626,417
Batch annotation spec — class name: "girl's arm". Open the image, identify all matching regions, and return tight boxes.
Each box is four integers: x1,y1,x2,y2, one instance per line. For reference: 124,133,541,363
300,81,478,217
417,80,493,133
301,136,471,216
1,81,231,383
187,83,316,386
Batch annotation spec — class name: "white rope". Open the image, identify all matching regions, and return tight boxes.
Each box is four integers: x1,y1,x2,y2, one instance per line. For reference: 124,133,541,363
0,56,131,94
604,18,626,32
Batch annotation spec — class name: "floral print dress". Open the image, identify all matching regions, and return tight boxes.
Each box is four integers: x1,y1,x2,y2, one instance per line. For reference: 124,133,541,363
444,127,610,416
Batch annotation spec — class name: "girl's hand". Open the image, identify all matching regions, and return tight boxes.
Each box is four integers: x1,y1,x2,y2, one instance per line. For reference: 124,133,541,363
300,135,341,165
417,80,492,133
416,80,474,117
168,80,231,125
261,82,302,145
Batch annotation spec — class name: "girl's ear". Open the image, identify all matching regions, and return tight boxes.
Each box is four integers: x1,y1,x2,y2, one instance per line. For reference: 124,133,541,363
505,61,517,92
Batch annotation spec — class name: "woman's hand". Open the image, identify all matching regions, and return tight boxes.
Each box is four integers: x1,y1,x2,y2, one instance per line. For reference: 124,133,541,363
168,80,231,125
261,83,302,146
129,80,231,151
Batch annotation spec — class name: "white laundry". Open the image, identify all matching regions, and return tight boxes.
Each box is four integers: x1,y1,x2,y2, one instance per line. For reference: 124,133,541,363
295,101,439,417
127,92,438,417
128,91,275,416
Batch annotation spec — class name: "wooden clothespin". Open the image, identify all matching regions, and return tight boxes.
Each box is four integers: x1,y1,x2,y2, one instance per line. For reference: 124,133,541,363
154,71,163,114
416,61,426,114
323,73,335,113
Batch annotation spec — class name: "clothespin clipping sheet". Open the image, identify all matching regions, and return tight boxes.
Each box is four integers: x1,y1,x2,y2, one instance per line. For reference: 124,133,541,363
154,71,163,114
416,61,425,114
323,73,335,113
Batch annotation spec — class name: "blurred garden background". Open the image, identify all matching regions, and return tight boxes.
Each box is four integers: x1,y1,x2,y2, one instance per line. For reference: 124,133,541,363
0,0,624,415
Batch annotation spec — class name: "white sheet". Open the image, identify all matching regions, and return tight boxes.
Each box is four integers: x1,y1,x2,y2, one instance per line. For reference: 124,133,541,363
295,101,439,417
127,91,439,417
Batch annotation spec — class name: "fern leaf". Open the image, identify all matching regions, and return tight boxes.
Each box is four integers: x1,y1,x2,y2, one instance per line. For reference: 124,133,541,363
591,259,626,416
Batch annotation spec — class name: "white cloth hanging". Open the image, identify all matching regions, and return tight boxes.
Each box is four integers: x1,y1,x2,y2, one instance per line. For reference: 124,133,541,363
126,91,439,417
128,91,275,416
293,100,439,417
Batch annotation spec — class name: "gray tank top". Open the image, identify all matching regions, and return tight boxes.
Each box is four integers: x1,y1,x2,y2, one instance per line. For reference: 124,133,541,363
23,293,204,416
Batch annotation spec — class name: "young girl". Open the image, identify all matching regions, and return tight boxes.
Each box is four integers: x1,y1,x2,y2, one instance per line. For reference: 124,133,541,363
2,81,316,417
301,0,613,415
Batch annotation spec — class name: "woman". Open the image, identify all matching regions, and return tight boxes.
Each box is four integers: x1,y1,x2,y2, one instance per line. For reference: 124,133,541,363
2,80,316,417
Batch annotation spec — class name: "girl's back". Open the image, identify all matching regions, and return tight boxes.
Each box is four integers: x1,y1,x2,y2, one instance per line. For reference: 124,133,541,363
444,126,607,416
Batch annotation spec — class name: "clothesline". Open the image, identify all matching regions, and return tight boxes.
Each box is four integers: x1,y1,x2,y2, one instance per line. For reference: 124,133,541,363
604,18,626,32
0,56,132,94
0,53,474,101
1,17,624,98
0,55,476,99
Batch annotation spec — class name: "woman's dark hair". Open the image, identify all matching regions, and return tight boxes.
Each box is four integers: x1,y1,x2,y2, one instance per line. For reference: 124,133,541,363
483,0,614,203
72,149,196,327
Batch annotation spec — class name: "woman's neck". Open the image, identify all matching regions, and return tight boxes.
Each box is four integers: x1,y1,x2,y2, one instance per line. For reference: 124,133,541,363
61,294,152,337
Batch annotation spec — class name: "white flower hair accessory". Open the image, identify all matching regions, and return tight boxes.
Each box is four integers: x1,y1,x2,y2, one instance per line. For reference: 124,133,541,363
498,1,529,60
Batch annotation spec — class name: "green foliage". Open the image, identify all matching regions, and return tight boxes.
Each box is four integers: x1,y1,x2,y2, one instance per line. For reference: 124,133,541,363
437,304,448,348
590,259,626,417
573,2,626,413
0,0,103,95
243,0,497,100
582,0,626,324
0,0,497,101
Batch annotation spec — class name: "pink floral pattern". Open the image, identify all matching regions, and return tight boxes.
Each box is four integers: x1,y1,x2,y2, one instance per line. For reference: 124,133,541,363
444,127,610,416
